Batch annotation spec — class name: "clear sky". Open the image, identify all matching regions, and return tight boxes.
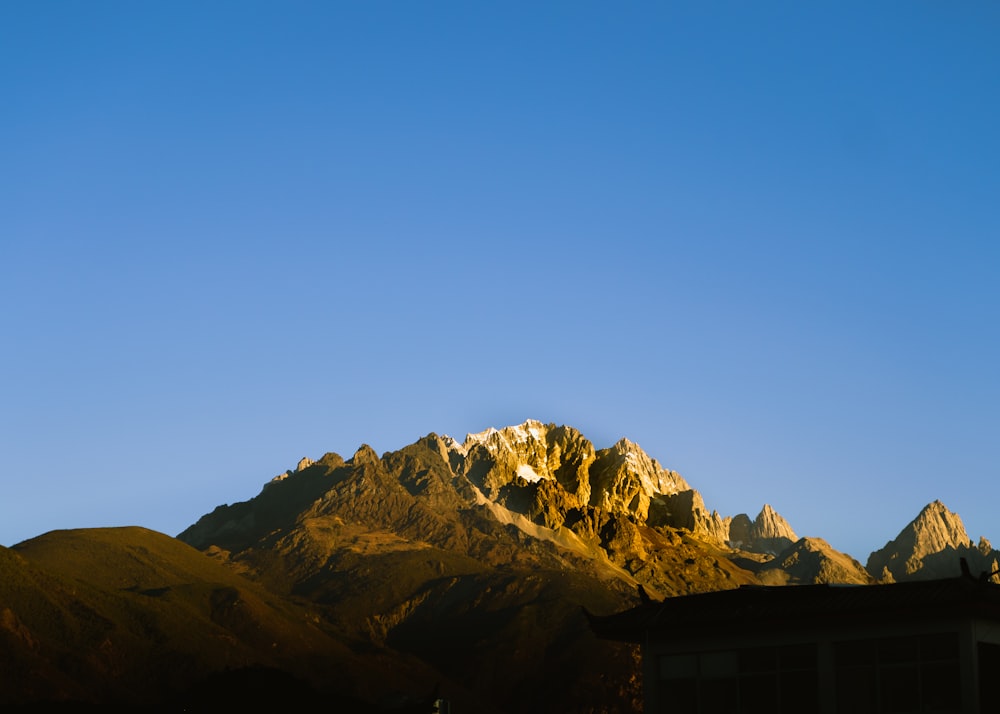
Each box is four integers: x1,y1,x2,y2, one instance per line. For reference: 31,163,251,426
2,2,998,561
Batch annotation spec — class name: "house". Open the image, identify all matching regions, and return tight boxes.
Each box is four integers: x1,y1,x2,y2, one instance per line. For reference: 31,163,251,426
588,566,1000,713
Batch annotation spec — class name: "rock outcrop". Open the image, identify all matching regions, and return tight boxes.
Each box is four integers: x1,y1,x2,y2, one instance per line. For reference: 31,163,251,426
750,503,798,553
456,420,596,508
448,421,735,545
656,489,731,543
588,437,690,519
728,504,798,555
866,500,1000,582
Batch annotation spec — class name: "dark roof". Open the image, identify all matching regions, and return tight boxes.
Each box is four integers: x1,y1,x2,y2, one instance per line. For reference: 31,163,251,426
588,574,1000,644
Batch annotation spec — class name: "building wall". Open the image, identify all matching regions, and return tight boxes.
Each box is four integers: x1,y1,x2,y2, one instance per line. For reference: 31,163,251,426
644,618,987,714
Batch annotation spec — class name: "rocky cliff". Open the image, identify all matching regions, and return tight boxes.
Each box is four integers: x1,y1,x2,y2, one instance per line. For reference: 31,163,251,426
866,500,1000,582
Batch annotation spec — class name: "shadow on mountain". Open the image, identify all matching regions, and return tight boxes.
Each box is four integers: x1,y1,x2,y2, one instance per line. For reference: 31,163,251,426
727,555,771,573
912,546,999,581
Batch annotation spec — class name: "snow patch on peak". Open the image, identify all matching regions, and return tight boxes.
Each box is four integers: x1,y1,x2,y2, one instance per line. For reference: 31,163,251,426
517,464,543,483
441,434,467,456
463,426,500,449
472,426,499,441
606,438,680,495
463,419,548,451
504,419,546,444
613,438,650,466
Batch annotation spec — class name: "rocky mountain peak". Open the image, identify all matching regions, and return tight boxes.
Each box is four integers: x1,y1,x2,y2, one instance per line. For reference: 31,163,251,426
590,439,688,521
452,421,596,503
440,433,465,455
727,504,798,555
609,437,638,453
901,500,972,553
350,444,381,466
265,455,317,488
462,419,548,453
604,437,683,489
446,422,691,502
866,500,977,581
752,504,798,541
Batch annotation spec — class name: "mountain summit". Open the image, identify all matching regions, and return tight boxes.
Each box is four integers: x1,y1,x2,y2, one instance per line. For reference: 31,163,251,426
178,419,867,710
728,503,799,555
866,500,1000,582
180,420,872,609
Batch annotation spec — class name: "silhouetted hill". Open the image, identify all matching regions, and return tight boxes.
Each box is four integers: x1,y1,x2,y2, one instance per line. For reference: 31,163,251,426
3,527,444,710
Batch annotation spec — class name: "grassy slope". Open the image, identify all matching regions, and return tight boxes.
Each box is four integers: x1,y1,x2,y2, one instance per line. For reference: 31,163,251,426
6,528,365,705
6,526,486,709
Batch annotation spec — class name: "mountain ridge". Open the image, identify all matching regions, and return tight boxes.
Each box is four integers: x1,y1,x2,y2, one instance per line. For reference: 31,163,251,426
2,419,994,711
182,420,997,589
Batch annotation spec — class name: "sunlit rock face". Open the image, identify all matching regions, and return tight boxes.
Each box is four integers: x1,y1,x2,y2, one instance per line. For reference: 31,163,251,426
450,422,803,550
727,504,798,555
456,419,597,507
750,503,799,554
866,500,1000,582
182,419,771,606
589,437,690,520
452,420,707,534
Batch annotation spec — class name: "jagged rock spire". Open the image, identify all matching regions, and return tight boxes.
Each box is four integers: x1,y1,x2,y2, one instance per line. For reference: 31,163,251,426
728,504,798,555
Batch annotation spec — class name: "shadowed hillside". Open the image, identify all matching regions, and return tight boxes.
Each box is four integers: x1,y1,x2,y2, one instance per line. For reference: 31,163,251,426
3,527,450,710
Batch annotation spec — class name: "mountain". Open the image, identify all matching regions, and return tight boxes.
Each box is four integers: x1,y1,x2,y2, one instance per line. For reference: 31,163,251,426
759,537,873,585
866,500,1000,582
1,527,380,709
175,420,870,710
179,428,663,712
180,421,783,598
728,503,799,555
4,419,993,711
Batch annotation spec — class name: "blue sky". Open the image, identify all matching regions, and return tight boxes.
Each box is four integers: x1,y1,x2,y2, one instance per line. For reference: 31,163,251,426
2,2,998,561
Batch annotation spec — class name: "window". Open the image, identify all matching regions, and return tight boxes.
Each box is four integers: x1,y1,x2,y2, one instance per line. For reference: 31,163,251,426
834,633,961,714
658,644,818,714
976,642,1000,712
